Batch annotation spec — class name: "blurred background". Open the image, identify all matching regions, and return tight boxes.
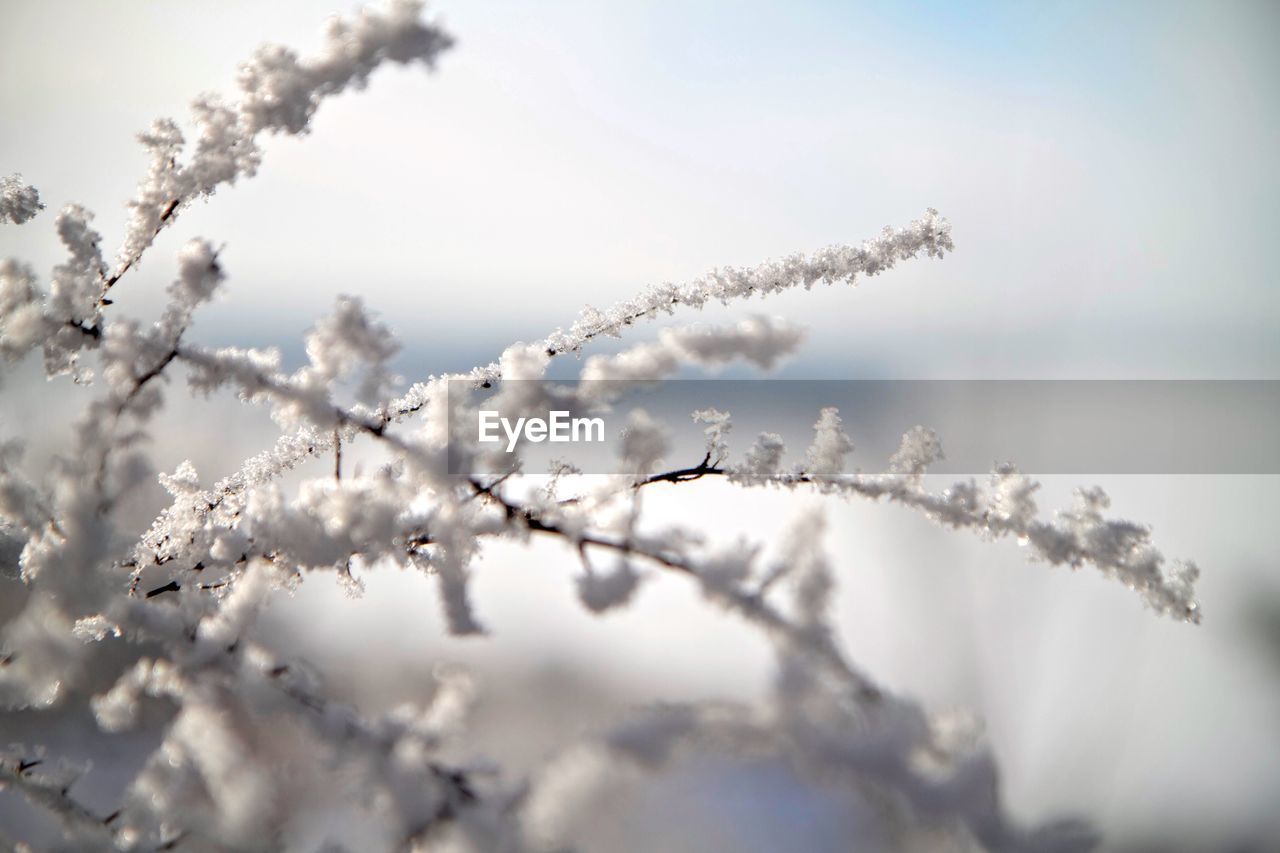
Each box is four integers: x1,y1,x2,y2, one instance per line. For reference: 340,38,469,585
2,1,1278,849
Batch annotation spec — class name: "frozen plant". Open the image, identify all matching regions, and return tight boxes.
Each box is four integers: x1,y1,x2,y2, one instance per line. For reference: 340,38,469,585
0,2,1201,850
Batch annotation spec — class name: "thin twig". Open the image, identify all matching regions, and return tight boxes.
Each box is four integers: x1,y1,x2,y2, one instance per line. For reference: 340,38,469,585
334,427,342,481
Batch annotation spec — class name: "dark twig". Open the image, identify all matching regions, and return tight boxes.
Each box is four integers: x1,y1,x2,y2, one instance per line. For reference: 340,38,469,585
100,197,180,302
145,580,181,599
636,451,722,487
334,427,342,481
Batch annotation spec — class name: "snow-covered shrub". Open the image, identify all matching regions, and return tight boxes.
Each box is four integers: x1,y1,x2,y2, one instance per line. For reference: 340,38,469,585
0,2,1201,850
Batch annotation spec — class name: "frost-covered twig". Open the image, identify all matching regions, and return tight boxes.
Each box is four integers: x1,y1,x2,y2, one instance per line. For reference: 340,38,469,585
621,433,1201,622
105,0,453,308
0,750,113,846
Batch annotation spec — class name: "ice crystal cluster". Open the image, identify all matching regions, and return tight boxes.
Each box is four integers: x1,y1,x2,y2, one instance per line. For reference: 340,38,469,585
0,176,44,226
0,2,1201,850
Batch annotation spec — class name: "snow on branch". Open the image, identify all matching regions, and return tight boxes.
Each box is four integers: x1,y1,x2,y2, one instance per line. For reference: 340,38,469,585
618,413,1201,622
112,0,453,298
461,206,953,387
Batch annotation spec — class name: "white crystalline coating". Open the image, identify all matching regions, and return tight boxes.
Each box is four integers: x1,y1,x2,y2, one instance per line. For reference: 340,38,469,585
579,316,804,391
193,561,277,656
696,537,752,596
663,315,805,371
159,460,202,498
536,208,953,368
237,0,453,135
619,409,669,475
888,424,944,480
0,750,106,846
735,432,788,482
576,559,641,613
498,341,552,381
986,462,1039,527
1,301,45,355
91,658,183,733
170,239,224,309
0,597,83,709
304,295,400,404
47,205,105,323
3,458,54,563
455,208,954,388
577,340,678,386
692,408,732,462
416,664,476,737
139,695,277,843
778,510,833,630
0,260,45,359
0,174,43,225
805,407,853,478
430,500,486,636
736,424,1204,622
